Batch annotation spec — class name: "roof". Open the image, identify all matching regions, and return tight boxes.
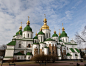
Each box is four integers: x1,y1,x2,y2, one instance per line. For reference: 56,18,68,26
64,42,77,45
38,31,44,35
61,31,67,37
7,41,16,46
24,25,32,31
16,30,22,35
14,52,25,55
61,45,64,46
66,53,72,56
52,33,58,37
70,48,75,52
44,46,49,48
75,48,80,53
33,43,39,44
34,36,38,39
26,52,32,55
45,38,55,41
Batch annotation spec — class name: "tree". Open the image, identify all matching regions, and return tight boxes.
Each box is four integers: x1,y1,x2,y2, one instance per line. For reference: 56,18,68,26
75,26,86,48
0,44,7,50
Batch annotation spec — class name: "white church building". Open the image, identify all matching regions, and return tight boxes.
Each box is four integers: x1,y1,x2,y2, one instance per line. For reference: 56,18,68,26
3,15,81,60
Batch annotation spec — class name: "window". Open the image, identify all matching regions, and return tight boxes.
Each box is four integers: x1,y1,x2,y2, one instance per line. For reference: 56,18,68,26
63,39,64,42
19,44,21,48
42,47,43,50
46,33,48,38
18,57,20,59
28,34,29,38
28,44,30,48
53,51,54,54
28,57,30,59
67,47,68,50
41,36,42,42
66,39,67,42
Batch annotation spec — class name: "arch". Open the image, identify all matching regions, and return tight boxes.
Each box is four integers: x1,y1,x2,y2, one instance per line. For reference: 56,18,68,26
28,44,30,48
19,44,21,48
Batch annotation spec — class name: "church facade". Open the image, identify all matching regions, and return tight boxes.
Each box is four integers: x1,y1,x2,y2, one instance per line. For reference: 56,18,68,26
3,16,81,60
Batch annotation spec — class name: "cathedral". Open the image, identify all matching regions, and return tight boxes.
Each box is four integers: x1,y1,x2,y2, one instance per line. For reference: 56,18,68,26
3,15,81,60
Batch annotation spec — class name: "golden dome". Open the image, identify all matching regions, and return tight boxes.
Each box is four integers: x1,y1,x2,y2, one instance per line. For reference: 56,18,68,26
62,27,65,31
43,18,47,23
59,32,61,36
54,30,56,34
27,20,30,25
19,26,22,30
36,32,37,36
41,23,49,29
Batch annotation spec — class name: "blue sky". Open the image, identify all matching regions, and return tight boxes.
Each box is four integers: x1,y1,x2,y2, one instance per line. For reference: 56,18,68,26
0,0,86,48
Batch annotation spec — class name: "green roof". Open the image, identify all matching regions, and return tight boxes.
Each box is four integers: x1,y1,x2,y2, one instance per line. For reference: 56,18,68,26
44,46,49,48
64,42,77,45
33,43,39,44
34,36,38,39
61,45,64,46
26,52,32,55
14,52,25,55
24,25,32,31
75,48,80,53
70,48,75,52
16,30,22,35
38,31,44,35
66,53,72,56
75,54,78,56
61,31,67,37
7,41,16,45
52,33,58,37
45,38,55,41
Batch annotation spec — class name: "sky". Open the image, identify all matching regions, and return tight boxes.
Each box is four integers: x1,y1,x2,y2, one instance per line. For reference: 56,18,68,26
0,0,86,48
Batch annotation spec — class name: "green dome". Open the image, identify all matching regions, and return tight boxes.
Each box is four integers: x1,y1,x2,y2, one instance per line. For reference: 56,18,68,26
34,36,38,39
16,30,22,35
26,52,32,55
24,25,32,31
61,31,67,37
45,38,55,41
38,31,44,35
52,33,58,37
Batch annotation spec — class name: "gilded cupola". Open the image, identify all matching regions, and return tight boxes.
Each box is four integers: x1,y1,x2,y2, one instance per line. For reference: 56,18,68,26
59,29,61,36
19,22,22,30
41,14,49,30
27,16,30,25
62,23,65,31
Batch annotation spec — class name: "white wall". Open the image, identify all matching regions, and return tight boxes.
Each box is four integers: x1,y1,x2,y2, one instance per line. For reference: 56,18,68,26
7,46,14,49
32,44,39,55
42,29,51,39
38,35,44,42
61,37,69,42
52,37,58,42
23,31,33,38
44,48,49,55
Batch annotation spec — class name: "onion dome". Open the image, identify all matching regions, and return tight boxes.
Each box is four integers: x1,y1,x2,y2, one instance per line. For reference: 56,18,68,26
52,30,58,37
41,14,49,30
24,25,32,31
34,33,38,39
16,30,22,35
38,28,45,35
61,31,67,37
19,22,22,30
24,16,32,31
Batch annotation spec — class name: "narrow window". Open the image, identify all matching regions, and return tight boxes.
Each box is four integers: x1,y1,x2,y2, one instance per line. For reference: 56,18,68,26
67,47,68,50
18,57,20,59
28,57,30,59
42,47,43,50
66,39,67,42
28,34,29,38
19,44,21,48
24,34,25,37
41,36,42,42
63,39,64,42
28,44,30,48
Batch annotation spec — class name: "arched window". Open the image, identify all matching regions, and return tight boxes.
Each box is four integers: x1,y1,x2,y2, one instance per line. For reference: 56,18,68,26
19,44,21,48
66,39,67,42
63,39,64,42
28,44,30,48
53,51,54,54
18,57,20,59
46,33,48,38
42,47,43,50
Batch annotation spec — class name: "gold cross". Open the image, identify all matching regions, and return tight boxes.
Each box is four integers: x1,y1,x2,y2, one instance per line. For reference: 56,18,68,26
28,16,30,20
21,22,22,26
44,14,46,18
